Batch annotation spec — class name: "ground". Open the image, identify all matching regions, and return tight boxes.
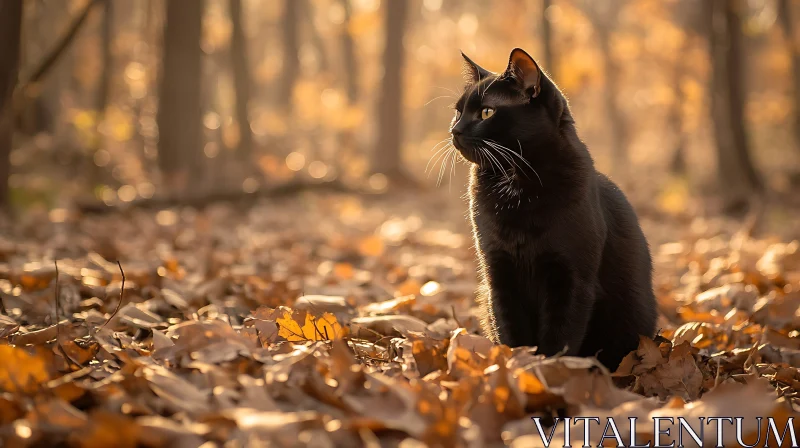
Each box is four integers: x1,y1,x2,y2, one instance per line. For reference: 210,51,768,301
0,190,798,447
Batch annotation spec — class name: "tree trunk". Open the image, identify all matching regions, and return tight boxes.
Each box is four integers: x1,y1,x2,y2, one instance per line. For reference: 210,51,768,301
597,26,628,176
707,0,762,211
279,0,300,111
541,0,555,77
373,0,410,183
778,0,800,154
230,0,253,159
669,38,690,174
338,0,359,167
341,0,358,104
91,0,114,187
157,0,204,193
0,0,23,211
301,0,329,74
97,0,113,120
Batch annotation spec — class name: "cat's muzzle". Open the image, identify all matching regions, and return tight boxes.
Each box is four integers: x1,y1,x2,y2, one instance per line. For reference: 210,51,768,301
452,136,481,164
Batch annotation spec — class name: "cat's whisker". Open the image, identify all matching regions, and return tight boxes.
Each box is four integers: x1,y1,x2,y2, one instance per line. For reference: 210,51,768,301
448,148,457,192
479,145,498,174
518,139,544,188
425,142,453,175
436,151,448,186
493,146,524,181
487,139,533,171
489,143,516,172
431,85,460,97
482,140,515,182
430,137,452,152
431,142,454,171
424,95,456,107
485,139,543,188
473,146,487,170
477,147,487,169
481,76,499,99
426,146,449,170
437,146,454,187
482,145,506,180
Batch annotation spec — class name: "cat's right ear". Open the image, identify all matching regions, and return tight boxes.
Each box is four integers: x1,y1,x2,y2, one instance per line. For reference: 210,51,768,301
504,48,542,98
461,51,491,84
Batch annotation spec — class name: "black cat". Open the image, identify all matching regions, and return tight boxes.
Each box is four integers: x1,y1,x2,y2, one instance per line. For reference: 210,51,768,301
451,48,657,371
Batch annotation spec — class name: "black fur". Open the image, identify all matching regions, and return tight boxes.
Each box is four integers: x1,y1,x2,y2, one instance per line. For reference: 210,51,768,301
452,48,657,371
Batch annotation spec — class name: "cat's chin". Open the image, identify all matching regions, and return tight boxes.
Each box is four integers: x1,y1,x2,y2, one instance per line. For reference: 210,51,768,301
453,146,481,165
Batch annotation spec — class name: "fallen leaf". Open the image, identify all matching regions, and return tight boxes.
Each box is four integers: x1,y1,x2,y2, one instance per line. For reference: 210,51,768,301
0,345,50,393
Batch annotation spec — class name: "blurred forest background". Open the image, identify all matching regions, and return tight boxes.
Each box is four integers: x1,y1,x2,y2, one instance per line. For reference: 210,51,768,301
1,0,800,217
4,3,800,444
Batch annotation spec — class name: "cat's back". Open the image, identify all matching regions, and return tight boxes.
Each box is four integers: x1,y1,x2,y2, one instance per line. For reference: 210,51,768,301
594,171,656,325
596,172,649,257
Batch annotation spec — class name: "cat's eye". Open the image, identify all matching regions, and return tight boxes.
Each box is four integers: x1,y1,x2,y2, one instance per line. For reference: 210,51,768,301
481,107,495,120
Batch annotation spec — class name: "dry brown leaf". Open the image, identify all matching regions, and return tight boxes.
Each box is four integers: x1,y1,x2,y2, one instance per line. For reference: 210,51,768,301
0,314,19,338
275,308,346,341
358,235,385,257
350,315,429,339
0,345,50,393
360,294,416,315
72,410,139,448
639,342,703,400
142,365,212,415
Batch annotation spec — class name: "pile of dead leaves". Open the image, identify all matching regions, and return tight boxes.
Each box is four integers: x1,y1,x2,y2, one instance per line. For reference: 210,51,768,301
0,194,798,446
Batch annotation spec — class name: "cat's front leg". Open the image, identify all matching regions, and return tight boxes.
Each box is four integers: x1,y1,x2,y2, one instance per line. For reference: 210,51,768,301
485,250,537,347
537,275,594,357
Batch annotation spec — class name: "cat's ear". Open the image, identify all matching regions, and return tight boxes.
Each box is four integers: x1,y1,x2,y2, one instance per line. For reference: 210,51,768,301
503,48,542,98
461,51,491,84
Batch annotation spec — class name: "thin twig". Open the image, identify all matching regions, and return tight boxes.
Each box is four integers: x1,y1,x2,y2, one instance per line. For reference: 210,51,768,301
54,260,61,338
451,305,462,328
311,316,325,340
51,260,80,370
0,0,105,133
24,0,105,89
102,261,126,329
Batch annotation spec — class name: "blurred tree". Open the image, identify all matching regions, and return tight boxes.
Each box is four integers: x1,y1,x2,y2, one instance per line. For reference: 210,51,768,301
667,0,702,175
541,0,555,77
279,0,300,111
97,0,112,122
341,0,358,104
707,0,762,211
0,0,23,210
374,0,411,184
157,0,204,192
17,3,51,137
301,0,329,74
230,0,253,159
581,1,628,178
90,0,114,187
338,0,359,161
13,0,101,141
778,0,800,153
667,36,690,175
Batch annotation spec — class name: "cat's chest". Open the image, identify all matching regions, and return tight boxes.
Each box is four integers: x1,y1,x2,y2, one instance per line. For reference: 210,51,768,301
471,193,548,244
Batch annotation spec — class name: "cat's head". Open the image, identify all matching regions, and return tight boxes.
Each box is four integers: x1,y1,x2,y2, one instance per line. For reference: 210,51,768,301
451,48,567,174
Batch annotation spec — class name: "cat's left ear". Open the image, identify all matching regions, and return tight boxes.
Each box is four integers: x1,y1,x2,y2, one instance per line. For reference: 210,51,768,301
503,48,542,98
461,51,491,84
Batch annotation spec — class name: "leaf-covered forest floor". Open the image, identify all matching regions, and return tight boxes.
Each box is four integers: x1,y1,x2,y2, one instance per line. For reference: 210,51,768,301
1,190,799,447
